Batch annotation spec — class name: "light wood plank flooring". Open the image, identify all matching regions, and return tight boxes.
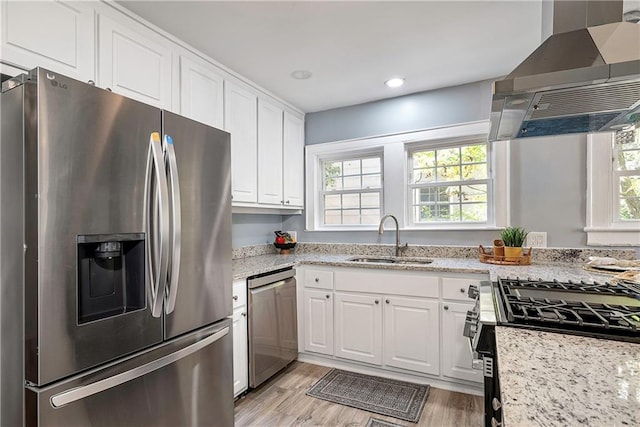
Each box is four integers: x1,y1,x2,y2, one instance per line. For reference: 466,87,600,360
235,362,483,426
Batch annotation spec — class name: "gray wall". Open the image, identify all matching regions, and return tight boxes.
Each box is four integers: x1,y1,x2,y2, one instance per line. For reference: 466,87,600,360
232,214,282,247
282,79,592,248
306,80,493,144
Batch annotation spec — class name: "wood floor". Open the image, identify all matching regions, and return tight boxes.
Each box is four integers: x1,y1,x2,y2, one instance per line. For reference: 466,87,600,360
235,362,483,426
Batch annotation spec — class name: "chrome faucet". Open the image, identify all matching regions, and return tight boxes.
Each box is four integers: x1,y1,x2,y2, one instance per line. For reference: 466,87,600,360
378,214,408,257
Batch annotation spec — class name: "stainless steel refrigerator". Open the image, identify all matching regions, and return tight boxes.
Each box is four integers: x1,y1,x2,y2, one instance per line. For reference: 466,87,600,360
0,68,233,426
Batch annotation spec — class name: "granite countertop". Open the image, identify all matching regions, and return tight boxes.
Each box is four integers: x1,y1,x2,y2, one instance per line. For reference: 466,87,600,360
233,249,638,426
232,252,615,283
496,327,640,427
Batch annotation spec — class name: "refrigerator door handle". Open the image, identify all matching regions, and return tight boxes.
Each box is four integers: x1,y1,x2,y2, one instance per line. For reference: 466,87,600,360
163,134,181,314
144,132,170,318
50,326,230,408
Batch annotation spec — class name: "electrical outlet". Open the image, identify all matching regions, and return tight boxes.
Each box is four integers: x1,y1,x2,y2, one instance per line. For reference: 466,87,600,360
527,232,547,248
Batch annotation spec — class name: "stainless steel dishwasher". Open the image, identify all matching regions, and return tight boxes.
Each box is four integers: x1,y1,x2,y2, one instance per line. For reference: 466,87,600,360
247,267,297,388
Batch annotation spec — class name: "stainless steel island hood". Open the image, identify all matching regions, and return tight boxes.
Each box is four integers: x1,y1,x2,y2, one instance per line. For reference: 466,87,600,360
489,0,640,141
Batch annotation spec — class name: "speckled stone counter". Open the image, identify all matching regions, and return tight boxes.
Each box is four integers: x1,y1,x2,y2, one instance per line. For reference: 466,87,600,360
232,252,616,283
496,327,640,427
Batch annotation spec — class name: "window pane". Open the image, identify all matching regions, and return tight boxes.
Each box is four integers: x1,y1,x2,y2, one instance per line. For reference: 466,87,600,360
342,193,360,208
361,209,380,224
437,147,460,166
617,150,640,171
343,176,361,189
362,174,381,188
342,209,360,224
460,184,487,203
361,192,380,208
413,151,435,168
461,144,487,163
416,205,435,221
324,194,341,209
362,157,381,174
324,162,342,190
324,210,341,225
461,203,487,222
436,165,461,181
343,159,360,176
462,163,487,179
619,176,640,220
413,168,435,183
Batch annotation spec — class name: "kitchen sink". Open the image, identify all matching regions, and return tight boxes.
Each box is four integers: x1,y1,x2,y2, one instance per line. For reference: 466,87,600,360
348,257,433,265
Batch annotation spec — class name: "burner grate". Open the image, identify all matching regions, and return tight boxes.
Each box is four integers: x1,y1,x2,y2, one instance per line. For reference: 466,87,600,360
496,277,640,337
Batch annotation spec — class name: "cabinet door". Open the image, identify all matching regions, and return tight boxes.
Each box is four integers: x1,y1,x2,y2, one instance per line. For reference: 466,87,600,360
441,302,483,383
334,293,382,365
1,0,95,81
179,55,224,129
282,111,304,208
303,289,333,356
98,13,171,108
232,306,248,397
383,297,440,375
232,280,248,396
257,98,284,205
224,81,258,203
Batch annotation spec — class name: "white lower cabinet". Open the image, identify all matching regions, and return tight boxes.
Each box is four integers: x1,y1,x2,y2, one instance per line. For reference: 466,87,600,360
303,289,334,356
384,297,440,375
441,301,483,383
334,293,383,365
298,265,486,391
232,280,248,397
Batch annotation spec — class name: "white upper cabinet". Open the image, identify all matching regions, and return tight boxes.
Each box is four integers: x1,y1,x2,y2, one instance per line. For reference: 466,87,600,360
97,13,172,108
257,98,284,205
224,81,258,204
179,55,224,129
283,111,305,208
0,0,95,81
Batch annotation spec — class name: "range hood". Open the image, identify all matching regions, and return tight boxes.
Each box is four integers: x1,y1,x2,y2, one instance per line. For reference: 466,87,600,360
489,0,640,141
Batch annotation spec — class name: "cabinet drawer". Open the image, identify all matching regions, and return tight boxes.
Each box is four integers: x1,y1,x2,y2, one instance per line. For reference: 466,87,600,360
441,276,483,302
335,268,439,298
304,269,334,290
232,280,247,309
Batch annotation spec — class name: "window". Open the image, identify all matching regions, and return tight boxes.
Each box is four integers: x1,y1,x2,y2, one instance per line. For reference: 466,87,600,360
613,129,640,221
408,142,489,224
305,121,506,231
321,154,382,225
585,130,640,246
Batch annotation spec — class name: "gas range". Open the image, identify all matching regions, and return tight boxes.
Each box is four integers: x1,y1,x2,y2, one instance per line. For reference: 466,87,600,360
463,277,640,427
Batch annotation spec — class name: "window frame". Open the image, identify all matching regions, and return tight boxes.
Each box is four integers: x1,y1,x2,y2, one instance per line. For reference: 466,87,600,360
406,137,492,227
319,151,384,227
305,121,508,231
586,132,640,246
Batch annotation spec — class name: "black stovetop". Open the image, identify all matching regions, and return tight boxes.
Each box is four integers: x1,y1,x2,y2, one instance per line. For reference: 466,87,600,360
494,277,640,343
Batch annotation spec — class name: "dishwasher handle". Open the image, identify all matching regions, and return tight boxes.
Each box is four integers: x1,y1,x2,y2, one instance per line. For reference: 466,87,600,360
248,269,295,289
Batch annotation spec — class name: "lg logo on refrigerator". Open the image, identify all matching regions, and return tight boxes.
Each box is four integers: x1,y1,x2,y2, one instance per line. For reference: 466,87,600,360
46,72,67,90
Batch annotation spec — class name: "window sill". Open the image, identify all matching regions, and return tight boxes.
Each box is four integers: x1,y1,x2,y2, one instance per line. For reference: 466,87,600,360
306,225,503,232
584,227,640,246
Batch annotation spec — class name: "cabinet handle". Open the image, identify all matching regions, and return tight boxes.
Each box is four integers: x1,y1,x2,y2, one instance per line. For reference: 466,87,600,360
460,288,466,293
325,294,330,299
375,300,379,304
444,305,449,310
280,200,284,204
385,299,390,304
241,312,246,317
87,80,95,86
286,200,290,204
233,295,238,301
315,278,319,282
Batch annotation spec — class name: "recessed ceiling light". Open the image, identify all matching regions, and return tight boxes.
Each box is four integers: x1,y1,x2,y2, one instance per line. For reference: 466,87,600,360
385,77,405,88
291,70,312,80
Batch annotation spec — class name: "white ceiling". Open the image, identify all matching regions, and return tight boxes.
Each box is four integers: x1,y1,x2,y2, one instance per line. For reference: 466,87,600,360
116,1,549,113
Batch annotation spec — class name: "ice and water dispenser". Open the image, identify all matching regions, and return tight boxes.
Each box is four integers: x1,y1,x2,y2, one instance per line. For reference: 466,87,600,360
77,234,145,324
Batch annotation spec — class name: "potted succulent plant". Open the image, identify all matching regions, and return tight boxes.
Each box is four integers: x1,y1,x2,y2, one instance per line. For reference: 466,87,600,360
500,227,528,261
